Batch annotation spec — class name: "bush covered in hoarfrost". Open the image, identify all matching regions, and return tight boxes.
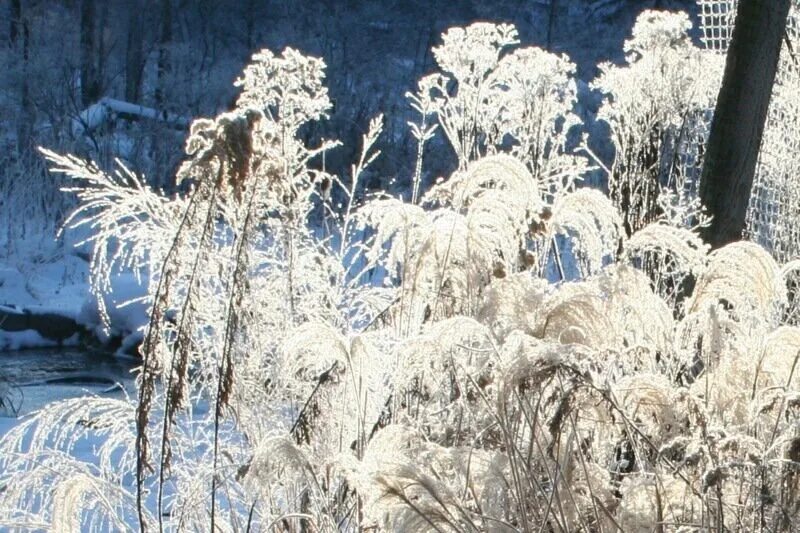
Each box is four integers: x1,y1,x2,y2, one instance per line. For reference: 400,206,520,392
3,10,800,533
592,10,724,236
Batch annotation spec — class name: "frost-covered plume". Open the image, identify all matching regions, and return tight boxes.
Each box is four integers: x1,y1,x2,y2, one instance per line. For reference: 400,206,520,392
406,79,438,205
624,222,709,311
25,46,347,531
426,154,543,272
688,241,786,324
393,317,498,445
40,149,185,332
357,154,547,334
548,188,623,276
336,114,384,249
478,273,549,338
0,397,143,531
234,47,341,216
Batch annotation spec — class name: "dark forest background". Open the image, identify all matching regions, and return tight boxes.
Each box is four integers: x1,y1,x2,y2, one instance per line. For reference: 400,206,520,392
1,0,696,215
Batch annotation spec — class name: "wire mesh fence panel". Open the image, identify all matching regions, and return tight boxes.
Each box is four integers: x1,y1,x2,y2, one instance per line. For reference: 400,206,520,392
698,0,738,52
698,0,800,261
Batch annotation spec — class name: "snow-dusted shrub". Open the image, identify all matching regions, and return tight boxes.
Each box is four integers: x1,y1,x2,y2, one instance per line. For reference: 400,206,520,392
408,22,587,191
593,10,724,236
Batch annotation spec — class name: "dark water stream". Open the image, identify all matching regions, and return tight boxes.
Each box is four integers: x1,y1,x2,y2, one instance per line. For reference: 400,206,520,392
0,348,137,417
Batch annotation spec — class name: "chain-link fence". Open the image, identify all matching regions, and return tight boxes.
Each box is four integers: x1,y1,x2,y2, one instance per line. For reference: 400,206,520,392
698,0,800,261
698,0,738,53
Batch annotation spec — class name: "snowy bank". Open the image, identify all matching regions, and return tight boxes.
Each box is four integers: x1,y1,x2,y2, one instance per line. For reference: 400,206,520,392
0,256,148,356
0,305,81,350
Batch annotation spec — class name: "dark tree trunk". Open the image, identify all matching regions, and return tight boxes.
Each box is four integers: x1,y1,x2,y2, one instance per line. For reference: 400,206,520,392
79,0,99,107
546,0,557,52
125,0,144,103
700,0,792,248
155,0,172,108
10,0,21,44
20,18,30,143
11,0,31,150
245,0,256,51
95,0,108,97
153,0,174,189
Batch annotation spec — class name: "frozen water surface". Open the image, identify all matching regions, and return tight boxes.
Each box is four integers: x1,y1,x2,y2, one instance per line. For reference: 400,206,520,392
0,348,136,420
